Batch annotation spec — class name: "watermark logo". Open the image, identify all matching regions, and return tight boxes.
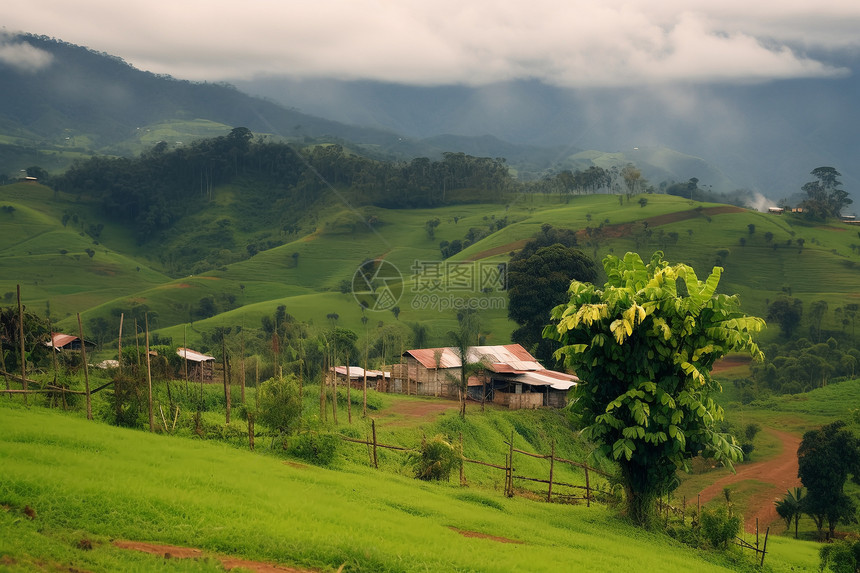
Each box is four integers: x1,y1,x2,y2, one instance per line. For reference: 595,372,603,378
351,259,403,311
409,260,507,312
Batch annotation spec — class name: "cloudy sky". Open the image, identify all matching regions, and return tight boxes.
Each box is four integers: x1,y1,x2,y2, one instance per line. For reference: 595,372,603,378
2,0,859,86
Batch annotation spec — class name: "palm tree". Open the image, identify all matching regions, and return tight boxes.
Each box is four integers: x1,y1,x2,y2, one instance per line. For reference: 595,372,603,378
775,487,805,538
447,314,484,419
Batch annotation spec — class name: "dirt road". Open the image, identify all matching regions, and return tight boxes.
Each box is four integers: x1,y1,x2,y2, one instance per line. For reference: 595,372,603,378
697,428,801,532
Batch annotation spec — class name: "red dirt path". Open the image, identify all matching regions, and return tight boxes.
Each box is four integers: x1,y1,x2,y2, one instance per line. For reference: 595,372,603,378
696,428,801,532
113,541,316,572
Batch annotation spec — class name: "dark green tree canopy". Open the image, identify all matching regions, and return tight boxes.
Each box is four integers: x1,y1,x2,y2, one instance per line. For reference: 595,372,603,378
797,420,860,540
546,251,764,526
508,228,596,366
799,166,852,220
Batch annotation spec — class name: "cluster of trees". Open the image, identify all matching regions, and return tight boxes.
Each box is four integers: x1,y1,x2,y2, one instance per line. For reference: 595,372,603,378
776,421,860,541
507,225,596,367
748,337,859,396
797,167,853,220
53,132,515,243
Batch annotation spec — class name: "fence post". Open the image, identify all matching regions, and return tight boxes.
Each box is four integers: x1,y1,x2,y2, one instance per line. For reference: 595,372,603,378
584,465,591,507
507,430,515,497
371,419,378,469
17,285,26,405
76,313,92,420
760,527,769,567
459,432,466,486
248,414,255,451
547,439,555,503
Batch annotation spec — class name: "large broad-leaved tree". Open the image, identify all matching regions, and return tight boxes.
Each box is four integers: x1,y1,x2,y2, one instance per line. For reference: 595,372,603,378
545,251,764,526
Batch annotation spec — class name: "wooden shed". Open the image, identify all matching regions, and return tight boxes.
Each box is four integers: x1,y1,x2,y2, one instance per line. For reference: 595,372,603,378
398,344,577,409
177,347,215,382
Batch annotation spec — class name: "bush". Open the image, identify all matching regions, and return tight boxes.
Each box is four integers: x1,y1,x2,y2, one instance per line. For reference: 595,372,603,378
819,540,860,573
410,434,459,481
700,506,741,549
289,432,339,467
258,375,302,436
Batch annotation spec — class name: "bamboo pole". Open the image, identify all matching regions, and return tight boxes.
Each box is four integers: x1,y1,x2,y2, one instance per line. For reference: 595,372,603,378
346,352,352,424
134,319,141,369
76,313,92,420
117,313,124,375
459,432,466,486
760,527,769,566
362,344,368,417
222,337,231,424
547,439,555,503
145,314,154,432
371,418,378,468
240,322,246,405
17,285,26,404
585,466,591,507
0,335,8,396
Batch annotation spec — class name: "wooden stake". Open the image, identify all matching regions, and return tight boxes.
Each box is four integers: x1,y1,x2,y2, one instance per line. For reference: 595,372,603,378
585,466,591,507
459,432,465,486
240,321,246,405
76,313,92,420
547,439,555,503
17,284,26,404
117,313,124,375
248,413,255,451
371,418,378,468
760,527,769,566
134,319,141,369
0,335,9,396
222,337,231,424
346,352,352,425
145,314,154,432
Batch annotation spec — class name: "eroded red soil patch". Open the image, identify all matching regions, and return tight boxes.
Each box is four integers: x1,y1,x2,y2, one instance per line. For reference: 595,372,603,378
711,354,752,374
449,526,523,544
696,428,801,532
113,541,315,572
466,238,530,261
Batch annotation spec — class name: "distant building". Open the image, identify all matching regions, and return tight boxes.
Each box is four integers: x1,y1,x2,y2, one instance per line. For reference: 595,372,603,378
767,207,784,214
390,344,577,410
176,347,216,382
44,332,97,352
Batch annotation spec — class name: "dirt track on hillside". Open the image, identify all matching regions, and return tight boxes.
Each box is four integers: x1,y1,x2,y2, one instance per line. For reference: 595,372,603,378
696,428,801,533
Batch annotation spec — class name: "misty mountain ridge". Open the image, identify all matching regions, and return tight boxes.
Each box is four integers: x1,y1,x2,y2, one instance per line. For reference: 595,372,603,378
0,33,855,209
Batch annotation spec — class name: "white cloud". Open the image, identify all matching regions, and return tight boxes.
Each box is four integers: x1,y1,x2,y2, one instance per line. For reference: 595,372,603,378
0,33,54,72
1,0,856,85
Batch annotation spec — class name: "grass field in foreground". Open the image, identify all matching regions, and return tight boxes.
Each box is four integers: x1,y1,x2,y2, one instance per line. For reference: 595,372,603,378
0,404,821,572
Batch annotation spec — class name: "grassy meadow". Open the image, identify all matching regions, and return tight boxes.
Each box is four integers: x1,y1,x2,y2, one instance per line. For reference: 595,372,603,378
0,401,824,572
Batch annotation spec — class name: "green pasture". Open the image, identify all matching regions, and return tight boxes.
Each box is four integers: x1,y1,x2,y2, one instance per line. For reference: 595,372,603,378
0,402,820,572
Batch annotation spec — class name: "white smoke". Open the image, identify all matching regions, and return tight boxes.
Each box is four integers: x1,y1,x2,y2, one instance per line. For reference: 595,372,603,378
745,191,773,212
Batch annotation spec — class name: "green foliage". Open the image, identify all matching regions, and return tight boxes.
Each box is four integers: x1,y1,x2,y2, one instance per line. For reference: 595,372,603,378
819,540,860,573
547,251,764,526
775,487,805,538
799,167,853,221
410,434,459,481
257,375,302,435
798,420,860,540
700,506,742,550
288,432,339,466
508,226,597,366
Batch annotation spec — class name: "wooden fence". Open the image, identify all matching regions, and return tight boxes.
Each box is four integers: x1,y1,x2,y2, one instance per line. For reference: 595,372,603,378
340,421,610,505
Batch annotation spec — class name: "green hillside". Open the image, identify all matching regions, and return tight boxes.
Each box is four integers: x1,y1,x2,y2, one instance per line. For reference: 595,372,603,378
3,177,859,359
0,402,821,572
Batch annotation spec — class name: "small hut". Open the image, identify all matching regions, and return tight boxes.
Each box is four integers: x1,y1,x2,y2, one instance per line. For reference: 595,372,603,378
176,347,215,382
44,332,97,352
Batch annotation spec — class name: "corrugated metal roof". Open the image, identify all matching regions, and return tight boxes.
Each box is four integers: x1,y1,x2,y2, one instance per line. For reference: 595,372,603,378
331,366,389,378
176,347,215,363
45,333,80,348
404,344,543,371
